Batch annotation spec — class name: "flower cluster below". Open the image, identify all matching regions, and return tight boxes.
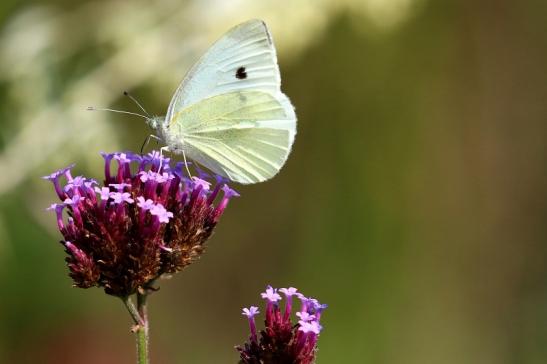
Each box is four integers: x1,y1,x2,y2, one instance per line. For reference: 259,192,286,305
44,151,239,297
236,286,327,364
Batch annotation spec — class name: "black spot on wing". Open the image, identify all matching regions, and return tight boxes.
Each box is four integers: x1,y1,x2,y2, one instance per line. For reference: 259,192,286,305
236,66,247,79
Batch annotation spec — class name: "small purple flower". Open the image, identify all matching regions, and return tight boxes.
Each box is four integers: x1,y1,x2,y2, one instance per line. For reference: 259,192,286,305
191,177,211,191
100,152,115,181
157,172,172,183
42,164,75,182
42,164,75,199
139,171,171,184
221,184,240,199
261,286,282,303
46,203,63,211
84,179,98,189
136,196,155,211
236,286,327,364
280,287,298,318
298,320,321,334
109,192,134,205
46,203,66,230
139,171,153,183
95,187,110,201
64,195,85,206
308,298,320,309
280,287,298,297
113,153,131,164
109,183,131,191
145,150,170,168
44,150,239,296
314,302,328,320
64,176,86,191
146,150,162,161
42,169,62,182
296,311,316,322
213,184,240,221
150,203,173,223
242,306,260,318
242,306,260,344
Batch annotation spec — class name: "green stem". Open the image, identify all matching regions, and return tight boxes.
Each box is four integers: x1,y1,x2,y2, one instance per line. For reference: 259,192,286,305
137,291,150,364
122,296,150,364
123,297,143,326
136,321,149,364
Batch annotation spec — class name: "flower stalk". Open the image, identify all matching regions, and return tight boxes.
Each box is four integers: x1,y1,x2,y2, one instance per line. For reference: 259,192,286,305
136,325,149,364
136,288,150,364
136,294,150,364
123,292,150,364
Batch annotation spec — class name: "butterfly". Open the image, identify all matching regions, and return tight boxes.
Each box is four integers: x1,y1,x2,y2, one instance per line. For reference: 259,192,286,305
145,19,297,184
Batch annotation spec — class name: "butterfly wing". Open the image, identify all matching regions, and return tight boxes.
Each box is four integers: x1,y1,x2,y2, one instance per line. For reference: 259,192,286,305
165,19,284,124
169,91,293,184
164,19,296,183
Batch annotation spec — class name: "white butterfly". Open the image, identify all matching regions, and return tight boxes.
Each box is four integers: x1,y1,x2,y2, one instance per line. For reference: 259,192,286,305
146,19,297,184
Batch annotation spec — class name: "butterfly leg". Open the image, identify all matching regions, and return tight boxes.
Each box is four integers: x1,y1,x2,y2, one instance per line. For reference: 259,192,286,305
140,134,162,155
159,146,170,172
182,150,193,180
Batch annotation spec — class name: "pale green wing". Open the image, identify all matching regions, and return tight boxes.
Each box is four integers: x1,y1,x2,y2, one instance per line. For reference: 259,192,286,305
169,91,294,184
165,19,282,124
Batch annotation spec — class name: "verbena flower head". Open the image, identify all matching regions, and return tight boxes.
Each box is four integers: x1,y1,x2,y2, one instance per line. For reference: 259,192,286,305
44,151,239,297
236,286,327,364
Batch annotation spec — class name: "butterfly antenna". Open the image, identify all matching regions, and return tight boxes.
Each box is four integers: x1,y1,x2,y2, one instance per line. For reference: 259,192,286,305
87,106,149,120
123,91,151,117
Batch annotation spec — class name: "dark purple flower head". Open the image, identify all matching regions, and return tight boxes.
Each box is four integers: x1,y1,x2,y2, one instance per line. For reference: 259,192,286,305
44,151,239,297
236,286,327,364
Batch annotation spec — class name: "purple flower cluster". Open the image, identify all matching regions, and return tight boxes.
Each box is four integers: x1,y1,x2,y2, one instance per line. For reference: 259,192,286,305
44,151,239,296
237,286,327,364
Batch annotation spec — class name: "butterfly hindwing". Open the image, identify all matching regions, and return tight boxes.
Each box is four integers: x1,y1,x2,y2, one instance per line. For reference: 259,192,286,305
169,91,292,184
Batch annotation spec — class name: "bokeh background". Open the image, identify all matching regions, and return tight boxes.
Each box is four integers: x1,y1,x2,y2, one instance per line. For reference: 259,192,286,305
1,0,546,363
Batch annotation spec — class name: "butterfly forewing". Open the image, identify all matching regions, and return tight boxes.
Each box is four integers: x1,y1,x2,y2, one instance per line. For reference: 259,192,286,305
165,19,281,123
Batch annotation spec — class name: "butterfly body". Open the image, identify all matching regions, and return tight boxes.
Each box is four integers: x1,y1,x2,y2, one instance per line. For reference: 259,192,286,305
151,19,296,184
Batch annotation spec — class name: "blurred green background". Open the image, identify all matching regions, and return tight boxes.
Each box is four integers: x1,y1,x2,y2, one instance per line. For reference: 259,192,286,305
1,0,546,363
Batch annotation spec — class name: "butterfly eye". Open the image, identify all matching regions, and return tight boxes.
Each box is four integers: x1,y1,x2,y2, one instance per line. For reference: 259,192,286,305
235,66,247,79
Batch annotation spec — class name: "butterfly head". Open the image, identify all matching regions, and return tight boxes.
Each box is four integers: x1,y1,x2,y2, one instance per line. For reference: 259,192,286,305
146,116,165,131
